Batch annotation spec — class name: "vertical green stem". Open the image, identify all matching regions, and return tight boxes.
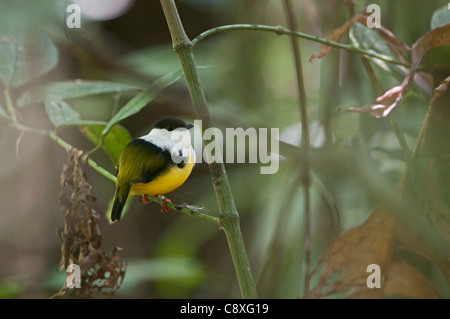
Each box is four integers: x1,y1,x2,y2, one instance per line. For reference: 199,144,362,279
282,0,312,295
160,0,258,299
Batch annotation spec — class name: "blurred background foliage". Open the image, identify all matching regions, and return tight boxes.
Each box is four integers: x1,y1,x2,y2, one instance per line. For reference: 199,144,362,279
0,0,449,298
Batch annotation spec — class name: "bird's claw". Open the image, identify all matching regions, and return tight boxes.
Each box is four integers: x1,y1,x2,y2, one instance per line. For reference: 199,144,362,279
140,194,149,205
161,197,172,213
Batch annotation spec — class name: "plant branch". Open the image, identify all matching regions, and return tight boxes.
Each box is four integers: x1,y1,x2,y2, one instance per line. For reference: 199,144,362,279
2,108,218,224
46,130,116,182
146,196,219,224
192,24,410,68
3,82,216,223
48,129,219,223
359,57,412,164
161,0,258,299
282,0,312,297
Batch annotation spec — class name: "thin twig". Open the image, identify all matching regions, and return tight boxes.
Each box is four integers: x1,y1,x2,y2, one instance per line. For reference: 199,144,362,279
192,24,410,68
47,130,116,180
47,130,219,222
2,111,219,224
4,83,215,223
146,196,219,224
282,0,312,297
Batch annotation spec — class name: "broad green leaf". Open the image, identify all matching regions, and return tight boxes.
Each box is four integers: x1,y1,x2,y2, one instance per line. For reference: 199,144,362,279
349,23,405,82
0,25,58,88
79,124,132,165
350,23,392,56
102,68,184,137
17,80,143,108
45,98,106,128
431,5,450,30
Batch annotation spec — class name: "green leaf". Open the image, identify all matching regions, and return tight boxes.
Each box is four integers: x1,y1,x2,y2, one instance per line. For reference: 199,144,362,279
45,98,106,128
101,68,185,137
79,124,132,165
17,80,143,108
431,5,450,30
349,23,406,81
0,25,58,88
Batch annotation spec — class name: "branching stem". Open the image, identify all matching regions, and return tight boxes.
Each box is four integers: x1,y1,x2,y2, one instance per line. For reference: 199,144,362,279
192,24,410,68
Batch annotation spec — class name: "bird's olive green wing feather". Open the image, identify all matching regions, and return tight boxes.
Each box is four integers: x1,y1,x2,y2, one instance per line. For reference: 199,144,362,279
119,138,174,185
111,184,130,222
111,138,175,222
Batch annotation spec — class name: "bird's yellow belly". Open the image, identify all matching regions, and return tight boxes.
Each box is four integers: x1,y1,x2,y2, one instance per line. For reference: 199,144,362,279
129,160,194,196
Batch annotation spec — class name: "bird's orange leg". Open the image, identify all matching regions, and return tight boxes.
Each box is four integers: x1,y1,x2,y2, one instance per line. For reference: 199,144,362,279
141,194,148,205
161,197,172,213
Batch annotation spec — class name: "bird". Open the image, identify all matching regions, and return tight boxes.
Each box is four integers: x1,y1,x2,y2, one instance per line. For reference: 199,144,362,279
111,118,195,222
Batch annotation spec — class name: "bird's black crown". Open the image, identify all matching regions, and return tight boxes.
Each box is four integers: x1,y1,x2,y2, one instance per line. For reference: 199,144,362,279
153,118,193,131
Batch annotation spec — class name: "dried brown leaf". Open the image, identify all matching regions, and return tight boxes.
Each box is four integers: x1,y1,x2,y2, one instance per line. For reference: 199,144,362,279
394,161,450,287
308,207,395,298
348,24,450,117
429,74,450,105
309,9,410,63
52,146,126,299
309,14,366,62
356,7,411,60
308,164,449,299
372,25,411,59
413,24,450,63
347,85,403,117
384,259,441,299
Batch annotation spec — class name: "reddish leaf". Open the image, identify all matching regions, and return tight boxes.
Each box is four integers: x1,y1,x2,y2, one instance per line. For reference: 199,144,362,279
308,207,395,298
347,85,403,118
309,14,366,62
309,9,409,63
372,24,410,60
348,24,450,117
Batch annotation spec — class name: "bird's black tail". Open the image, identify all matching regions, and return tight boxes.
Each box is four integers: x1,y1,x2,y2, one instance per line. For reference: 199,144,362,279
111,187,129,222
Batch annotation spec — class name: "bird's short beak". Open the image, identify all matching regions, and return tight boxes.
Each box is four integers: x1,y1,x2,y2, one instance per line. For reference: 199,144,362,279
185,123,194,129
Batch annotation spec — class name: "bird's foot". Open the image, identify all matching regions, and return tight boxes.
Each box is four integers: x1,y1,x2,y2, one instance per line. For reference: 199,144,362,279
160,196,172,213
140,194,149,205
